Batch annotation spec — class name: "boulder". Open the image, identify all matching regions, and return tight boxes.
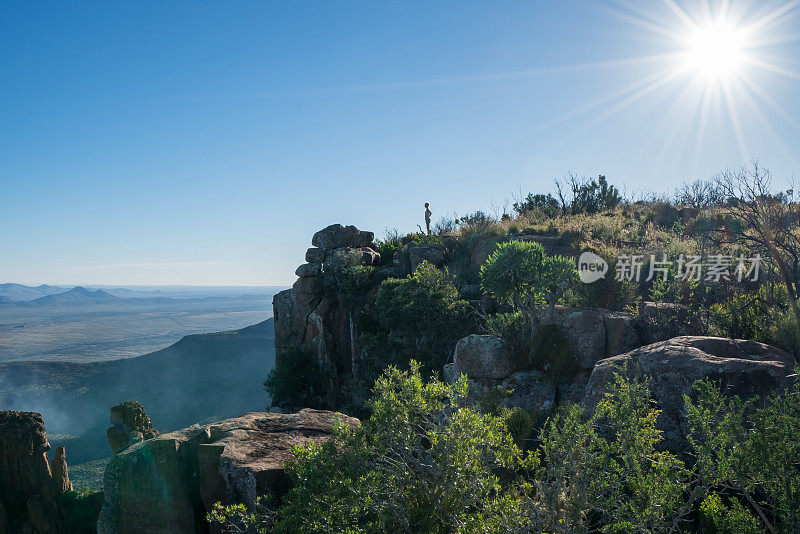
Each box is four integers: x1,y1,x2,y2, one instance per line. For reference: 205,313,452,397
106,401,158,454
544,305,703,371
312,224,374,250
583,336,795,452
305,247,325,263
409,243,447,270
453,334,514,381
98,409,358,534
0,411,62,534
295,262,322,277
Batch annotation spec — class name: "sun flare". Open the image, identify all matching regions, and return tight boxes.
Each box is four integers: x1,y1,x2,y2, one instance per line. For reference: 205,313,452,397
683,22,747,81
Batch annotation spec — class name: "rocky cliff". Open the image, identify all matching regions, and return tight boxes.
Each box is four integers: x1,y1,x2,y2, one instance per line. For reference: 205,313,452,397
0,411,72,534
98,408,358,534
273,224,381,407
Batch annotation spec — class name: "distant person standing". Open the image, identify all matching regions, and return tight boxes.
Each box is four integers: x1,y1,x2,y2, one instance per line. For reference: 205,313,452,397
424,203,432,236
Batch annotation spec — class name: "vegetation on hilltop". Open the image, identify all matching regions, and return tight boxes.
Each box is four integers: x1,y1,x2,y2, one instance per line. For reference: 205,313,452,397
224,363,800,533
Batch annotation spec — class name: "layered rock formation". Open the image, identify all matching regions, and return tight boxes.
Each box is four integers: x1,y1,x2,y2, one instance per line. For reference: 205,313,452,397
0,411,72,534
98,408,358,534
583,336,795,451
274,224,380,406
444,304,704,409
106,401,159,454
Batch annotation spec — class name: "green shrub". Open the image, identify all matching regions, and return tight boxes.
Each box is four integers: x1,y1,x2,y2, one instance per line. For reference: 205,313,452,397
685,376,800,531
480,240,577,315
485,311,531,360
699,493,762,534
361,261,475,375
264,348,329,409
60,489,104,534
272,363,527,533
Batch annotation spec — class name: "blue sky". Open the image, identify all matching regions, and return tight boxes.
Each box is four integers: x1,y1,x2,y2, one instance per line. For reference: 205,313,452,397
2,1,798,286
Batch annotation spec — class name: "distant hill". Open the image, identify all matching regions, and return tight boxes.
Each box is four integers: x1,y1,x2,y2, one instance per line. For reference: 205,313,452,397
0,318,275,464
26,286,119,306
0,283,69,301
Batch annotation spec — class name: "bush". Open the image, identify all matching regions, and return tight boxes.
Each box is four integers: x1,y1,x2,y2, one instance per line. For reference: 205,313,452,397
485,311,531,360
272,363,527,533
699,493,762,534
480,240,577,315
360,261,475,376
685,377,800,531
60,489,104,534
264,348,330,409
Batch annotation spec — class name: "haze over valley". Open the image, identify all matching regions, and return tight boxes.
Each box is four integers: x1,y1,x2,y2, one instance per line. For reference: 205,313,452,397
0,283,283,362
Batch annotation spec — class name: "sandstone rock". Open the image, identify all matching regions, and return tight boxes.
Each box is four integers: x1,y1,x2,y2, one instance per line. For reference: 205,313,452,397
583,336,794,452
107,401,158,454
305,247,325,263
98,409,359,534
50,447,72,494
312,224,374,250
409,243,447,270
295,262,322,277
0,411,61,534
453,334,514,381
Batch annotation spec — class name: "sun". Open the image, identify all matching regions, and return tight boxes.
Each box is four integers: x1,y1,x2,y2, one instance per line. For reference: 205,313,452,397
683,22,747,82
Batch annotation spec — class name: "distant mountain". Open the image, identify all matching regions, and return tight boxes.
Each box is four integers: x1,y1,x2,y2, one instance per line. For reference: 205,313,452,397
0,319,275,465
0,283,69,302
0,296,17,307
26,286,119,306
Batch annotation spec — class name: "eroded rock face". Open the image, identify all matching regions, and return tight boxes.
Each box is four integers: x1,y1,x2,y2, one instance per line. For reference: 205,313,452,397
106,401,158,454
0,411,67,534
98,409,358,534
583,336,795,452
273,224,381,407
453,334,514,380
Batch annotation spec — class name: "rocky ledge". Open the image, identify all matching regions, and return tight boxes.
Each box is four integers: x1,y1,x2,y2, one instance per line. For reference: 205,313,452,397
583,336,795,452
98,408,359,534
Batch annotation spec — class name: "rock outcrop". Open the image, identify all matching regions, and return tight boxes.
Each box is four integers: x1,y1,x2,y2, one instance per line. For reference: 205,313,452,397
583,336,795,451
0,411,72,534
98,408,358,534
273,224,381,407
452,334,515,380
50,447,72,494
106,401,158,454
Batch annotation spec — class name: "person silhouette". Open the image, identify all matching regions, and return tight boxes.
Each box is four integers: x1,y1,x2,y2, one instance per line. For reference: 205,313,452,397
424,202,432,236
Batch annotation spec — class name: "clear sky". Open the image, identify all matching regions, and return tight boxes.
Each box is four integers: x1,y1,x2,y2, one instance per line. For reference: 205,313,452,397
2,1,799,286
